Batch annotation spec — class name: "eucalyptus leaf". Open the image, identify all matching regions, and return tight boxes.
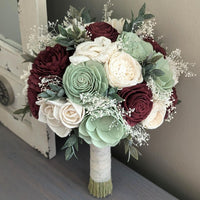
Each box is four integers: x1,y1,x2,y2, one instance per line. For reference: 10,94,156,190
58,25,68,37
108,87,118,95
138,3,146,17
151,69,165,76
150,55,163,63
177,99,181,104
65,148,73,160
21,53,36,63
81,8,93,23
46,89,56,96
109,94,124,102
62,134,78,150
38,92,50,98
129,146,139,160
57,88,65,97
49,84,61,92
144,14,155,20
13,104,30,120
74,142,79,151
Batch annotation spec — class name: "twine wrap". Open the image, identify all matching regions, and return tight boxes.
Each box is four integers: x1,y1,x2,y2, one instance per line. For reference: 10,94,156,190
88,144,112,198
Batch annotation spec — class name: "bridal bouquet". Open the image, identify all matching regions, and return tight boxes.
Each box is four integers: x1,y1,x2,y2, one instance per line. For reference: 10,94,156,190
16,1,194,198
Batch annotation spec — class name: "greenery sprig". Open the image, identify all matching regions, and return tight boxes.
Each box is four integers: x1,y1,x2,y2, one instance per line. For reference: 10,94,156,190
13,104,30,120
38,84,65,101
123,3,154,32
141,54,165,81
61,129,80,160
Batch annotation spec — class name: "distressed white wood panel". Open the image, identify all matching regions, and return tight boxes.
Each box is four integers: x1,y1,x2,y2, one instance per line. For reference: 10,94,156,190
0,0,56,158
18,0,47,51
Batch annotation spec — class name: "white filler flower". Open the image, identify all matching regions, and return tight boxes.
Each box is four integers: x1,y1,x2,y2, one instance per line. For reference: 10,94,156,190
105,51,143,88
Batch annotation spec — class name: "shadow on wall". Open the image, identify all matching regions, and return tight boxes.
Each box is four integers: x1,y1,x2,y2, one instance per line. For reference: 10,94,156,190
47,0,200,200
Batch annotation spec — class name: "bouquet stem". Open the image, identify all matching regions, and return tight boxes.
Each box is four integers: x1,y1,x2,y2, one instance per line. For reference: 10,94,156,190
88,144,112,198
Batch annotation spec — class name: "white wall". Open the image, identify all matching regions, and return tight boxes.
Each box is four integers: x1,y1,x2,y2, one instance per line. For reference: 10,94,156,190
51,0,199,199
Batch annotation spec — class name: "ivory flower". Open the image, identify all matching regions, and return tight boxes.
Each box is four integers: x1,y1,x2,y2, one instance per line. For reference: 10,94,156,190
36,99,85,137
141,101,166,129
69,36,119,65
59,101,85,129
107,18,125,33
105,51,143,88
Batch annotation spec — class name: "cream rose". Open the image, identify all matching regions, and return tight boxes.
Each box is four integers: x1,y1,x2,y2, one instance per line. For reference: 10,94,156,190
69,36,119,65
59,100,85,128
105,51,143,88
107,18,125,33
141,101,166,129
36,99,85,137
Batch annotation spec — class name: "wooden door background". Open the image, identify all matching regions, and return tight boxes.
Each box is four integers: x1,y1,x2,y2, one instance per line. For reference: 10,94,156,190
0,0,56,159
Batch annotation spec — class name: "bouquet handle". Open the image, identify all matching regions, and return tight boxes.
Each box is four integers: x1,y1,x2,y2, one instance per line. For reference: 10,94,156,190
88,144,113,198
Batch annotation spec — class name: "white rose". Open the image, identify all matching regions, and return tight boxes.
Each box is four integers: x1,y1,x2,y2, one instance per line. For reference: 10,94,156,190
36,99,85,137
59,100,85,128
107,18,125,33
142,101,166,129
69,36,119,65
105,51,143,89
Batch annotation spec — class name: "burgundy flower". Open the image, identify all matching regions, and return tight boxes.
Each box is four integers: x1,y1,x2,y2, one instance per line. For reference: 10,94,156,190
27,44,70,118
86,22,119,42
144,37,167,57
27,87,40,119
165,87,178,119
118,83,153,126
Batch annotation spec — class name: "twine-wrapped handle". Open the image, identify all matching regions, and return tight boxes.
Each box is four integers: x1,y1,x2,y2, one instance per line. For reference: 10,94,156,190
88,144,113,198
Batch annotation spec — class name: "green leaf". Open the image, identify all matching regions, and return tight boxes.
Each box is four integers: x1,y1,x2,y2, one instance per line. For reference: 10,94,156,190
124,143,129,154
58,24,68,37
177,99,181,104
144,14,155,20
72,23,81,36
62,134,78,150
109,94,124,102
38,92,50,98
139,3,146,17
13,104,30,120
57,88,65,97
21,53,36,63
47,95,58,101
144,63,154,71
55,37,74,47
151,69,165,76
129,146,139,160
108,87,118,95
150,55,162,63
123,19,131,31
81,8,93,23
65,148,73,160
32,50,38,56
49,84,61,92
46,89,56,97
74,142,78,151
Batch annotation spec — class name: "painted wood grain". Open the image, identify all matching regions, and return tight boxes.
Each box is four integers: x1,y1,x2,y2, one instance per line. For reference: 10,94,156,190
0,123,178,200
0,0,56,159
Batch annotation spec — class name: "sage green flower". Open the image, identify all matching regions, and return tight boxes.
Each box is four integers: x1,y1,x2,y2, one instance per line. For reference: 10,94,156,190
153,54,175,90
118,31,153,62
63,60,108,104
79,115,126,148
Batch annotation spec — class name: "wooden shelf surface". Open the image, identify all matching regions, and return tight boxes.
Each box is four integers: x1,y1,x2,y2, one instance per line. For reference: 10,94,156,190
0,123,178,200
